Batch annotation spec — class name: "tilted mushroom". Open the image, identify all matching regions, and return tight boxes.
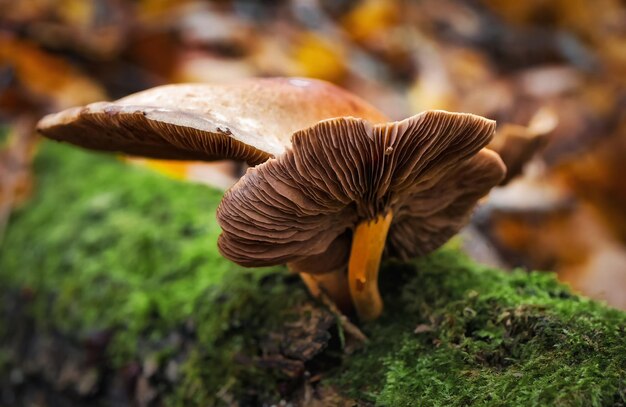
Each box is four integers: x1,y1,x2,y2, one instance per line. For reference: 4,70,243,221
37,77,505,321
37,78,388,165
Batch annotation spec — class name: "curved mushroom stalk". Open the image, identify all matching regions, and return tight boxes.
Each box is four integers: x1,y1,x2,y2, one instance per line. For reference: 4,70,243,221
286,231,353,311
297,271,352,313
349,212,393,320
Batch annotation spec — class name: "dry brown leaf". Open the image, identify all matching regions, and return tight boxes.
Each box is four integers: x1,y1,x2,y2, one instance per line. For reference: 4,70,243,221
0,36,106,109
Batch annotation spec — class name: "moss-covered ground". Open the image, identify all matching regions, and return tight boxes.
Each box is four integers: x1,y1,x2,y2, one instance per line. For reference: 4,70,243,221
1,141,625,406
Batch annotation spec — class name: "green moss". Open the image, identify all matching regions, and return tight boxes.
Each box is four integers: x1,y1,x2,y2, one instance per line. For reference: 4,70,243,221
0,142,300,403
1,142,625,406
1,143,240,352
335,251,626,406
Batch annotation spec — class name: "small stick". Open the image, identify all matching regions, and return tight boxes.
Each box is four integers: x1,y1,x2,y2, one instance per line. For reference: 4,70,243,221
317,289,368,346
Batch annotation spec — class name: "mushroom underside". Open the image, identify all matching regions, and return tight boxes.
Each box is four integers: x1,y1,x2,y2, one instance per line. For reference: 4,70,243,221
38,106,272,165
218,111,505,267
217,110,505,319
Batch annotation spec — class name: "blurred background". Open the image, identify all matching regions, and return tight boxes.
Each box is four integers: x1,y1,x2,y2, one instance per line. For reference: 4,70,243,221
1,0,626,308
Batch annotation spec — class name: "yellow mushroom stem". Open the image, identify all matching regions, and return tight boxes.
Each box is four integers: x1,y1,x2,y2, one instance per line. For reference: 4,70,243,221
349,212,393,321
299,271,352,313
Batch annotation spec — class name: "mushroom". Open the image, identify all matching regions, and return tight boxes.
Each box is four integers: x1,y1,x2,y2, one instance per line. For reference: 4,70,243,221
37,77,505,321
217,112,505,320
37,78,388,165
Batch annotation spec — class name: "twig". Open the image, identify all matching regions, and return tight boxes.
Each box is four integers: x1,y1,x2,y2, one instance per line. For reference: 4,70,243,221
317,289,369,346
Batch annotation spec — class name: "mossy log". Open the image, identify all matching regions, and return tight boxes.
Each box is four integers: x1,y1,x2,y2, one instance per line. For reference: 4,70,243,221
1,142,625,406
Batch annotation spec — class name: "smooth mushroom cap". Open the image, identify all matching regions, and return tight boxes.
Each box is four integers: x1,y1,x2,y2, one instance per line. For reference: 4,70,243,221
217,110,506,270
36,78,389,165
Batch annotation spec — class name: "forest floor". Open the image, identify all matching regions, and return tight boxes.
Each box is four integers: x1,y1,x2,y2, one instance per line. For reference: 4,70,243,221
1,142,625,406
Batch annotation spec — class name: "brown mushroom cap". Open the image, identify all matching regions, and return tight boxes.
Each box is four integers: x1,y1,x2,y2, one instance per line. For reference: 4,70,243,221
489,123,549,185
36,78,388,165
217,110,506,270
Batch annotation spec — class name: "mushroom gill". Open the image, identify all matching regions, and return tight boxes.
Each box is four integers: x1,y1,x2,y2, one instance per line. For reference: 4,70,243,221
217,111,506,320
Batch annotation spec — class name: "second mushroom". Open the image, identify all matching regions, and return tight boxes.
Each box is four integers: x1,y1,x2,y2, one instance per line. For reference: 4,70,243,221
37,77,505,321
